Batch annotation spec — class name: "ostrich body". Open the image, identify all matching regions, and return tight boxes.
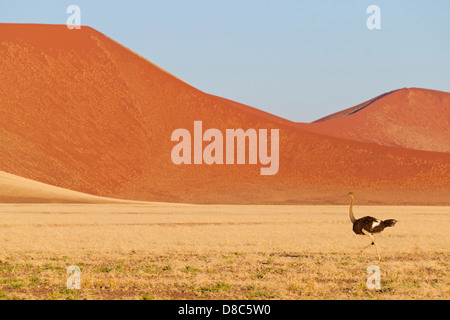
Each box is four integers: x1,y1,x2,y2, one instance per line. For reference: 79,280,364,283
348,192,397,261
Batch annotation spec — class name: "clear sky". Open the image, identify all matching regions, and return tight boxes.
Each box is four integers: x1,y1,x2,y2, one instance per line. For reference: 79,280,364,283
1,0,449,122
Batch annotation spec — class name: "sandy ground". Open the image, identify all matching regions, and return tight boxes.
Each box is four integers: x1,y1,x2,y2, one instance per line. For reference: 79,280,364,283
0,204,448,300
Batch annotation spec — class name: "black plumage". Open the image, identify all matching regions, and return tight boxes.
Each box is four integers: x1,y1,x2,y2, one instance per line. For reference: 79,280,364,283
352,216,397,235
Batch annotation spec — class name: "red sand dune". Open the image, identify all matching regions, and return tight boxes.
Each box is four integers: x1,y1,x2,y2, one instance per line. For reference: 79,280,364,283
0,23,449,205
301,88,450,153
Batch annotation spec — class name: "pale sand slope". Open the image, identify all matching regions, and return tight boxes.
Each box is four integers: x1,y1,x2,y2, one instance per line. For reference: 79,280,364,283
0,171,149,204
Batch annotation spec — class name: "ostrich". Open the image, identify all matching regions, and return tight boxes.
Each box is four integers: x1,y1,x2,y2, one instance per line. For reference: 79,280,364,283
347,192,397,261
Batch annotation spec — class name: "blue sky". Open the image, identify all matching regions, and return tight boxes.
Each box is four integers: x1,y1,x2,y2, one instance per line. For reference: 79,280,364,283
1,0,449,122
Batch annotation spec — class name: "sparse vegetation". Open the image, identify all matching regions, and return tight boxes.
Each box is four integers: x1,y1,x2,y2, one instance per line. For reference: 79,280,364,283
199,281,231,294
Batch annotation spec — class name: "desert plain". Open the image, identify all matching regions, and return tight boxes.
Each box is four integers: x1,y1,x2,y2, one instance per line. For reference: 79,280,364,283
0,202,448,300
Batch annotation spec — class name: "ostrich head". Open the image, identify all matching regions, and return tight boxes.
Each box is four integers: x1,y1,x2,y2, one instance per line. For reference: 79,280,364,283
347,192,354,198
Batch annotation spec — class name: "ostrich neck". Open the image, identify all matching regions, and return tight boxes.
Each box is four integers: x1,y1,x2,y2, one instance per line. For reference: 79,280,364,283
349,197,356,223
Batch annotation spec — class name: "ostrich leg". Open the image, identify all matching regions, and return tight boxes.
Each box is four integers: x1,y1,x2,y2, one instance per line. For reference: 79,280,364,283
361,229,381,262
359,242,373,258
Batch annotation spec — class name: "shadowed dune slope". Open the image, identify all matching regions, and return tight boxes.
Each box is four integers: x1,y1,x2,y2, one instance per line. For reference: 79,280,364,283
0,24,449,204
301,88,450,153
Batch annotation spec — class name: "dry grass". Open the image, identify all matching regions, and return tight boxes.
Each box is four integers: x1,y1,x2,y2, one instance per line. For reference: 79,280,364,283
0,204,448,300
